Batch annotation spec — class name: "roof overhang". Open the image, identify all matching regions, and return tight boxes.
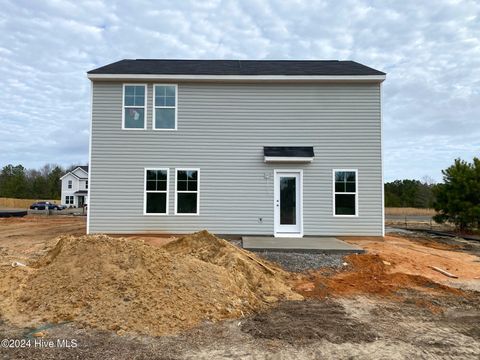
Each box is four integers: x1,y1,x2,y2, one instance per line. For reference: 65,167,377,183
60,172,80,180
87,74,386,83
73,166,88,175
264,146,315,163
59,166,88,180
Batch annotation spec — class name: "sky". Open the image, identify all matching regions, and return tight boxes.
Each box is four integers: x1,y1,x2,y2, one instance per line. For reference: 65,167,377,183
0,0,479,182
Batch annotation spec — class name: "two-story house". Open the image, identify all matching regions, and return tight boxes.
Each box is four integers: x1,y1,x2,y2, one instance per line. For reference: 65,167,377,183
86,60,385,237
60,166,89,207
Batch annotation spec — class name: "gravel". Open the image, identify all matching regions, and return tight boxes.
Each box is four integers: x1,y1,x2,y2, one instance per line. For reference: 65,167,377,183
253,251,346,272
227,239,346,272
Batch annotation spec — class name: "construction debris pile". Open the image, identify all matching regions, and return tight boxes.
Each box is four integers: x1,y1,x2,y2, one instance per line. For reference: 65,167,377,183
0,231,301,336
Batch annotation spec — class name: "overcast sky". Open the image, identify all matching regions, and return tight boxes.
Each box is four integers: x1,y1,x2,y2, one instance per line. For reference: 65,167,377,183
1,0,479,182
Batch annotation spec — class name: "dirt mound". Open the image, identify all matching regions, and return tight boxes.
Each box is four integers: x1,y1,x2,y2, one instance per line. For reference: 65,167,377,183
0,232,300,336
164,231,298,301
295,254,465,303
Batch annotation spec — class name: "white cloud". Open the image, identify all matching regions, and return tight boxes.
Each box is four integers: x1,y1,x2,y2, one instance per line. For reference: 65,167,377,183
0,0,479,181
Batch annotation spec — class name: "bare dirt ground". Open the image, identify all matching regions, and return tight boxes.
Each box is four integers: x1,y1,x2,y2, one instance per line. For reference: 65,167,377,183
340,233,480,291
0,216,86,265
0,217,479,359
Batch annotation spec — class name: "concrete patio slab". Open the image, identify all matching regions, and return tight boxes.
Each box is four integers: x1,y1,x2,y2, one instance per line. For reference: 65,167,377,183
242,236,365,254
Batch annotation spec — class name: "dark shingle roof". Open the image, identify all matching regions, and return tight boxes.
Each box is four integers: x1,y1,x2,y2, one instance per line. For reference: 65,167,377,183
79,166,89,173
88,60,384,76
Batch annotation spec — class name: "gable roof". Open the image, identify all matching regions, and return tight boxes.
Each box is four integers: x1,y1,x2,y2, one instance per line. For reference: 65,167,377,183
59,166,89,180
87,60,385,81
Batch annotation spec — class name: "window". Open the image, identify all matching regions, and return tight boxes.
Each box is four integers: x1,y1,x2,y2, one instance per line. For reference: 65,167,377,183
123,84,146,129
68,180,72,189
333,170,357,216
153,84,177,130
85,180,88,189
175,169,199,215
65,196,74,205
144,169,169,214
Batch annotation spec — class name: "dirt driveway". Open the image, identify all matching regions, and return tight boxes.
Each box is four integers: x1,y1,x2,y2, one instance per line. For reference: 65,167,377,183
0,216,86,265
0,217,479,359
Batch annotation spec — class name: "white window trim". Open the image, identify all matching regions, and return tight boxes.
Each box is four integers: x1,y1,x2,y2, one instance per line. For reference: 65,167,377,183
174,168,200,216
332,169,358,217
67,180,72,189
143,168,169,216
153,84,178,131
122,84,147,130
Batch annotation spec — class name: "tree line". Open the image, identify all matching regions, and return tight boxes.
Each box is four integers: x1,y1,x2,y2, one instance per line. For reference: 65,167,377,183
0,164,74,200
384,179,436,208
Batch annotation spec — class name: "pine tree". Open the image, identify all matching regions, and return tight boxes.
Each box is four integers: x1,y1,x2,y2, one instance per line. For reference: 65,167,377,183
433,158,480,231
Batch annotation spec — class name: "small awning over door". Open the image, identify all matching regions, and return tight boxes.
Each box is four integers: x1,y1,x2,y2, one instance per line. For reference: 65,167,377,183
264,146,314,163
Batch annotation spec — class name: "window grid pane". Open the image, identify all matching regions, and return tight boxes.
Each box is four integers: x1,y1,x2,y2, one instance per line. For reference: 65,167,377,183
155,85,176,108
177,193,197,214
146,170,168,191
124,86,145,107
334,171,356,194
146,193,166,214
155,108,175,129
177,170,197,191
124,108,145,128
335,194,356,215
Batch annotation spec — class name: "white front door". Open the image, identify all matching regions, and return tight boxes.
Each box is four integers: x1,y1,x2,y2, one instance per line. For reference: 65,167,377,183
274,170,303,237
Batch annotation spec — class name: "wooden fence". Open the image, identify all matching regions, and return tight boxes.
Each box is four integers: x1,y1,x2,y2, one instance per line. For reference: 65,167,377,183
384,207,436,216
0,197,61,209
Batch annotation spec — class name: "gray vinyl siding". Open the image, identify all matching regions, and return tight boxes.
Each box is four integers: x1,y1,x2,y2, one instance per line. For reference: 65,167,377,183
89,81,383,235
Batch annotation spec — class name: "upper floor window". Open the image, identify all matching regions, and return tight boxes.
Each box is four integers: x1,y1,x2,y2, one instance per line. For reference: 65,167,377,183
154,85,177,130
85,180,88,189
123,84,146,129
333,170,357,216
68,180,72,189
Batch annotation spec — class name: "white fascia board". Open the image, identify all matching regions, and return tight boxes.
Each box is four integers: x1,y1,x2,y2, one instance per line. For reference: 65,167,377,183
87,73,386,82
264,156,314,163
72,166,88,176
60,172,80,181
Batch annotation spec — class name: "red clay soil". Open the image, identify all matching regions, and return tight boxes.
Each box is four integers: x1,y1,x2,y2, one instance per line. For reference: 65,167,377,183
340,235,480,286
294,253,466,311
